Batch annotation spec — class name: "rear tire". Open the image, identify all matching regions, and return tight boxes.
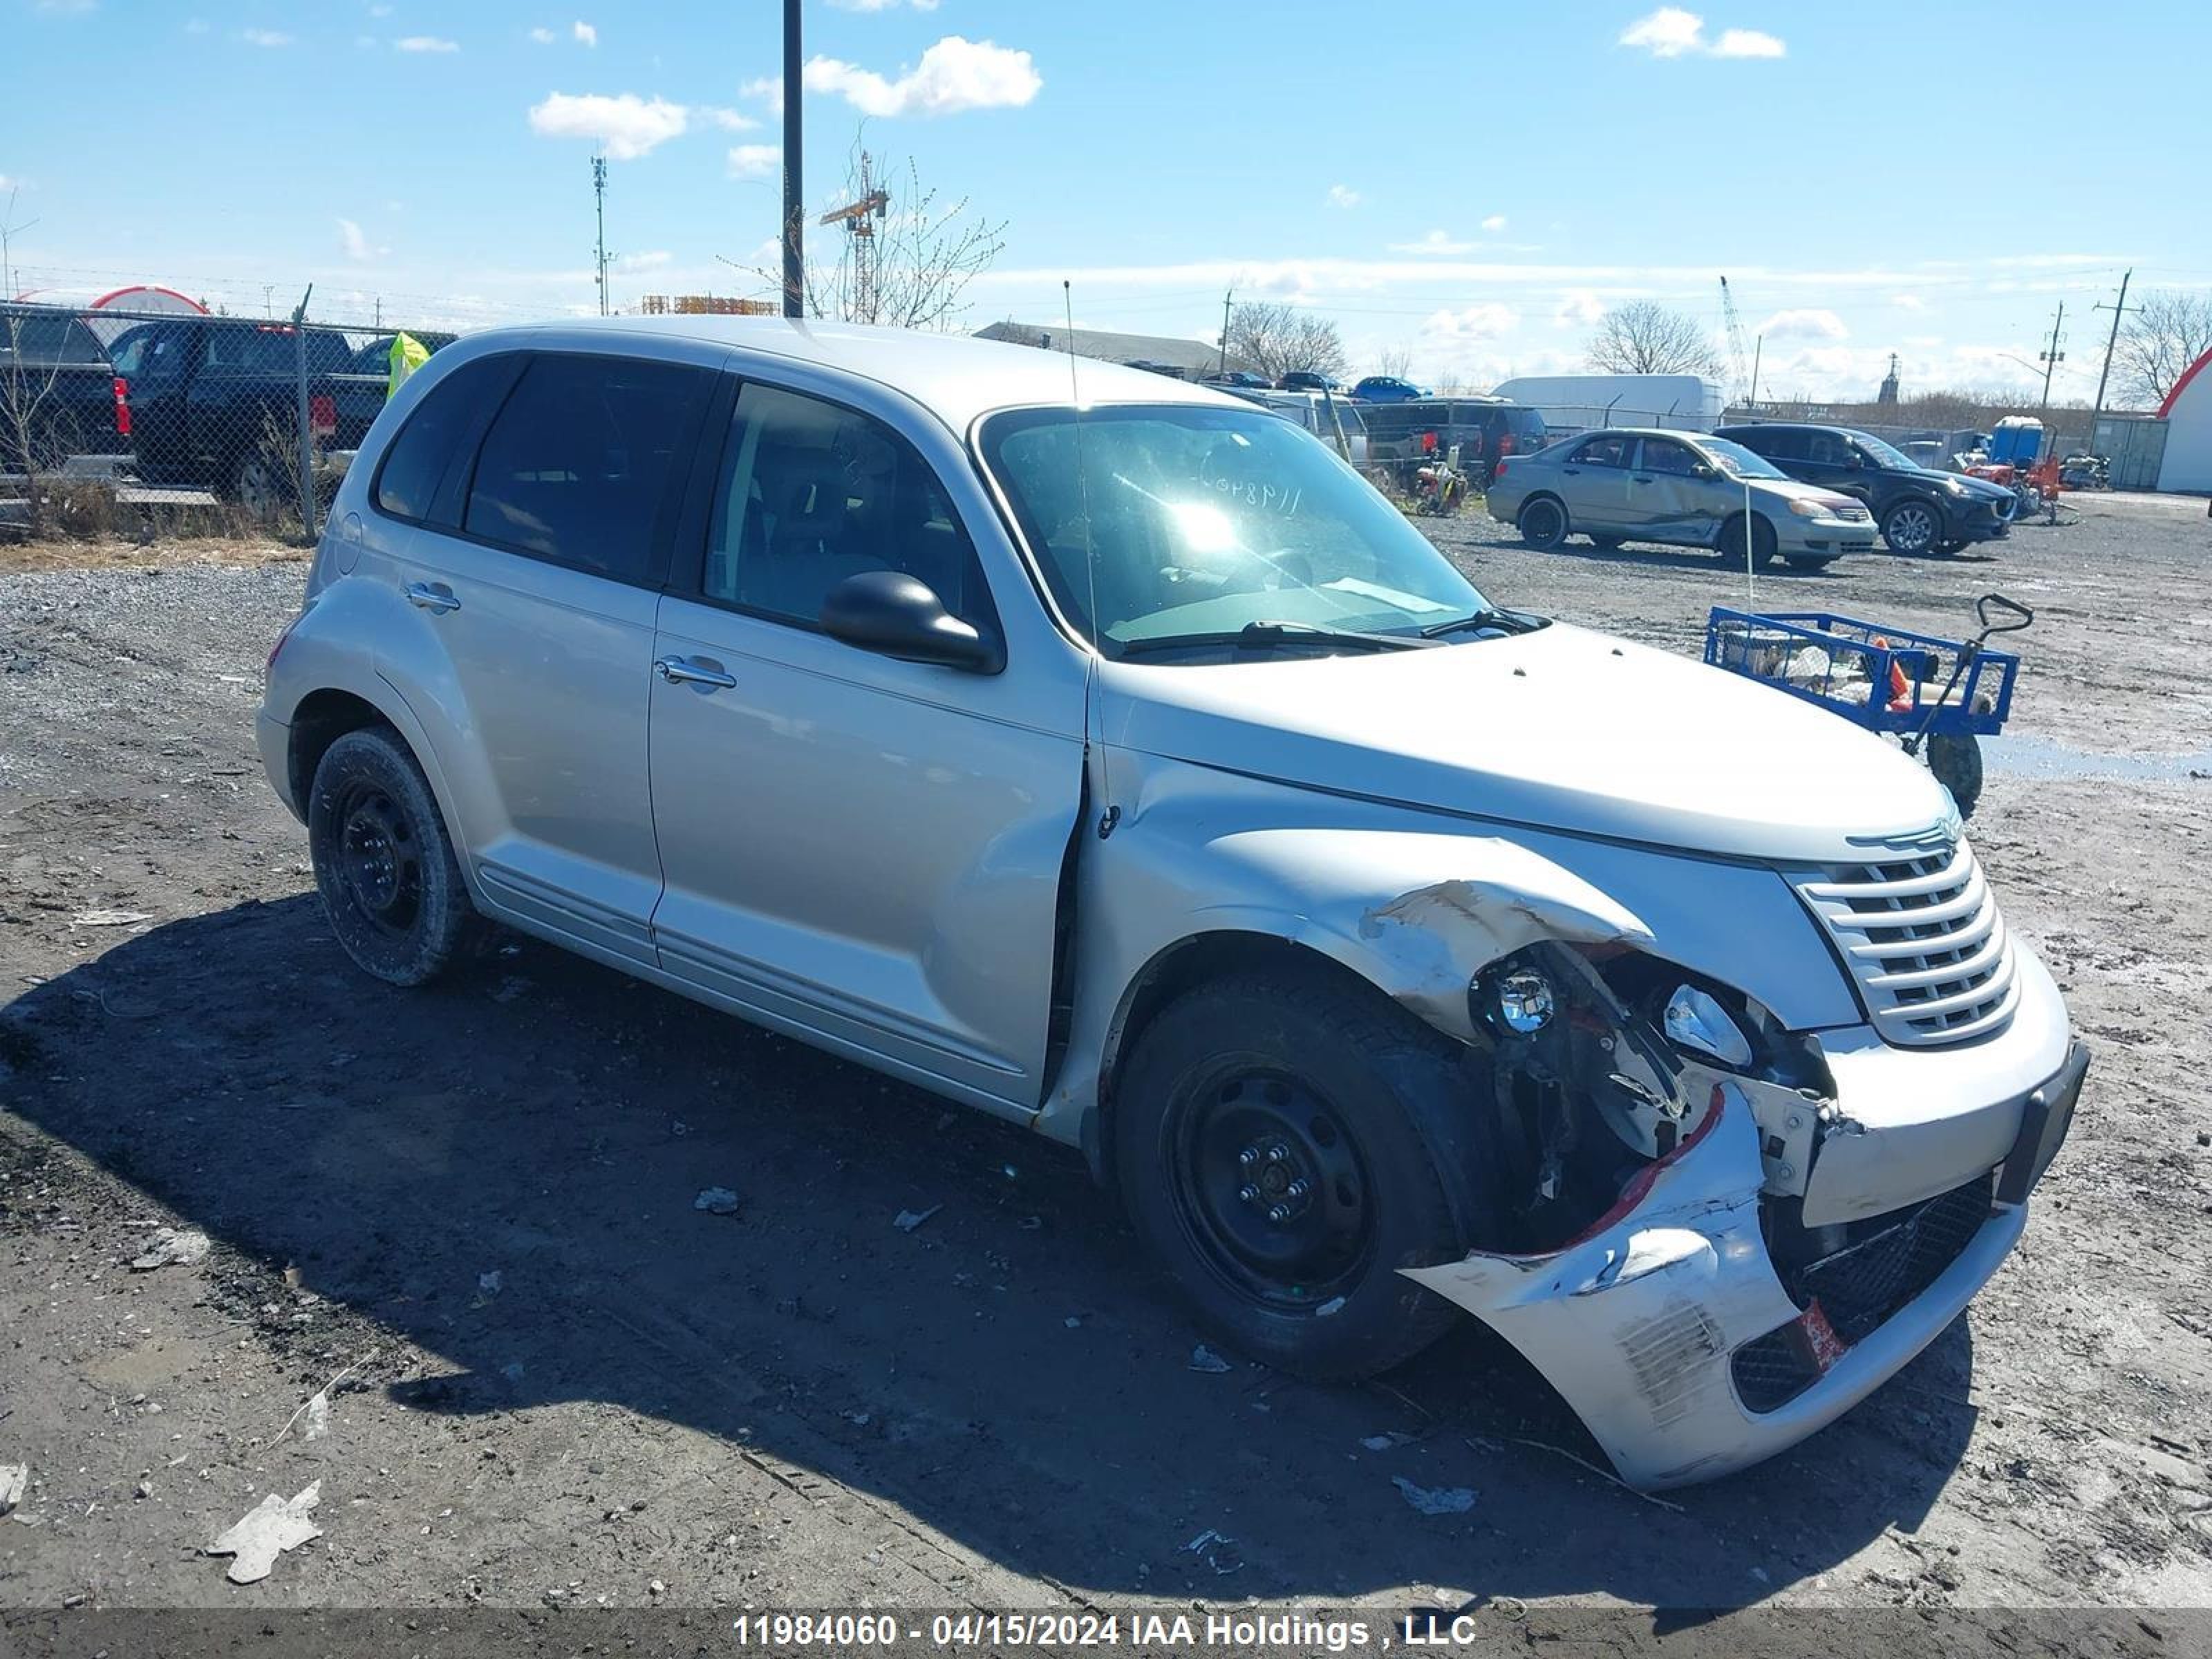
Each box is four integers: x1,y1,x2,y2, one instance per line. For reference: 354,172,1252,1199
1518,496,1568,550
1114,968,1499,1382
1783,554,1833,572
308,727,478,986
1589,534,1624,552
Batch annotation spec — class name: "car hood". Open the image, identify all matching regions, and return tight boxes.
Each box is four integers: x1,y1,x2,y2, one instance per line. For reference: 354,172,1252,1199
1906,465,2009,501
1099,621,1953,863
1743,476,1860,512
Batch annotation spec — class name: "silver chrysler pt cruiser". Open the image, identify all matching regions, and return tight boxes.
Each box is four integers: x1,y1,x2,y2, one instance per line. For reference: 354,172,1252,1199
259,318,2086,1488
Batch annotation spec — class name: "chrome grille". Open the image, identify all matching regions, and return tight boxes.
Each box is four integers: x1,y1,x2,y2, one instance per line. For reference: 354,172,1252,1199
1796,839,2018,1047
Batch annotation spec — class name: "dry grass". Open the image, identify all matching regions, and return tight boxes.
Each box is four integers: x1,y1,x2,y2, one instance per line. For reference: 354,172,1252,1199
0,532,306,576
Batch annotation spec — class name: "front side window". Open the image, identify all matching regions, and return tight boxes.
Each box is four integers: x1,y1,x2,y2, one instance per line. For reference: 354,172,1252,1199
1639,438,1698,476
464,353,715,582
1848,431,1918,470
703,382,995,630
980,403,1492,654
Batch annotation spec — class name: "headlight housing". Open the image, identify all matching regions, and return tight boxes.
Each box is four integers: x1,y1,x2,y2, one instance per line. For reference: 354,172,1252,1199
1785,497,1831,519
1662,983,1754,1068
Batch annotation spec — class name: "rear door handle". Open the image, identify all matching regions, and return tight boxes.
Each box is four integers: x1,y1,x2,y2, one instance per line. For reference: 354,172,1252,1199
656,655,737,690
404,581,460,614
1631,474,1653,483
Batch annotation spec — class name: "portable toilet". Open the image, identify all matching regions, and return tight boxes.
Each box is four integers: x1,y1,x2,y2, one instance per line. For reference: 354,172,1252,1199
1988,415,2045,466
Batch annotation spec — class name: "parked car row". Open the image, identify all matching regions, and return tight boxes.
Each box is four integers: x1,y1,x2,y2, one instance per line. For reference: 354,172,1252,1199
1,300,451,511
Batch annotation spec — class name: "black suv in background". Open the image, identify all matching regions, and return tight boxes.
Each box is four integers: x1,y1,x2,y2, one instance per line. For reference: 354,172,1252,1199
1362,395,1546,487
1721,422,2016,556
0,303,130,471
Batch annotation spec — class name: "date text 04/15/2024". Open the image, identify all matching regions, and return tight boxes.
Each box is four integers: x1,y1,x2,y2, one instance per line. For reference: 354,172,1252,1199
724,1611,1422,1649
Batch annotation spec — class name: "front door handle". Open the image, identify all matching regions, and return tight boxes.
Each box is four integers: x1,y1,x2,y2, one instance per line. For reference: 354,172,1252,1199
656,655,737,690
404,581,460,614
1631,474,1653,483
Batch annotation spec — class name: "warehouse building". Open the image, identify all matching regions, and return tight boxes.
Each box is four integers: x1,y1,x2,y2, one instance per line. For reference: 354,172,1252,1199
2153,347,2212,494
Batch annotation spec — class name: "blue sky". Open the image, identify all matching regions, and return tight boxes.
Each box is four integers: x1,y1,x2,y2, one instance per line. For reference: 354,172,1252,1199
6,1,2206,402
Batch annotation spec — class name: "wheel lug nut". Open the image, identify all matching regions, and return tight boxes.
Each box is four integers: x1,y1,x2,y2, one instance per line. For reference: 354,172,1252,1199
1268,1204,1292,1224
1284,1180,1309,1201
1238,1184,1260,1205
1237,1147,1259,1169
1266,1143,1290,1164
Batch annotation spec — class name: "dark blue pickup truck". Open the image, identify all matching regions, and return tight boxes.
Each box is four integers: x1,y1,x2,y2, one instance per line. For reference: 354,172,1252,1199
103,317,393,509
0,303,132,472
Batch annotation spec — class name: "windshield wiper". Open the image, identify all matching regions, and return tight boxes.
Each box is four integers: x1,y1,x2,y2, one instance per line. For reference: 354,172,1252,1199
1116,618,1437,658
1419,606,1537,639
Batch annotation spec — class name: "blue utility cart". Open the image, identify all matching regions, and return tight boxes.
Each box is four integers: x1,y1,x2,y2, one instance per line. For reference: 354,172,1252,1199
1703,594,2033,816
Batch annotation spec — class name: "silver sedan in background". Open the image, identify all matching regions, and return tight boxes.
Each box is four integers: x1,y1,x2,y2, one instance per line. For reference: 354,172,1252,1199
1488,427,1877,571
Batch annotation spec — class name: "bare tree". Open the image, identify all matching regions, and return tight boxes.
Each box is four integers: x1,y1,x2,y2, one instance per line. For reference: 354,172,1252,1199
1586,301,1722,377
1369,346,1417,384
2113,289,2212,409
728,138,1006,330
1227,301,1347,382
1,310,73,539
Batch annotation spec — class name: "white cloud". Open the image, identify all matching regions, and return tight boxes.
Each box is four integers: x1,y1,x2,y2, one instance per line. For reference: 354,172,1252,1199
1619,9,1785,60
1553,288,1607,327
1712,28,1785,57
742,75,785,115
395,36,460,54
1892,293,1927,311
529,27,557,44
335,217,386,261
1758,307,1848,341
802,35,1040,118
241,28,292,48
618,250,673,272
1480,214,1508,232
528,92,688,160
727,143,781,180
184,18,209,33
368,3,393,15
1421,303,1519,344
706,106,759,131
35,0,97,12
574,20,597,47
1326,184,1360,209
1391,229,1475,256
0,174,16,193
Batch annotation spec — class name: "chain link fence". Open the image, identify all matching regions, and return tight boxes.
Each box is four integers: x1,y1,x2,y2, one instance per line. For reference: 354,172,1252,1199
1,299,455,545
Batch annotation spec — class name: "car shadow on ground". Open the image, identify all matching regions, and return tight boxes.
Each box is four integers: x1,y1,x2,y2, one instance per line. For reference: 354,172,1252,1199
1,898,1984,1606
1486,534,1847,578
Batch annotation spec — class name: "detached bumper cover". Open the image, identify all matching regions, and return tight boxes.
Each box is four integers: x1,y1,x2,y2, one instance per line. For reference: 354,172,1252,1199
1405,1040,2087,1490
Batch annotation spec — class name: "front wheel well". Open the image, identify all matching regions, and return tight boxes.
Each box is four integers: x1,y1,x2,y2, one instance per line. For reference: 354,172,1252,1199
286,688,394,810
1090,930,1434,1185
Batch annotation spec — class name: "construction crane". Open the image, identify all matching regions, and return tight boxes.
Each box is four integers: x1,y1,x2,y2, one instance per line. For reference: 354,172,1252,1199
819,151,891,322
1719,274,1756,411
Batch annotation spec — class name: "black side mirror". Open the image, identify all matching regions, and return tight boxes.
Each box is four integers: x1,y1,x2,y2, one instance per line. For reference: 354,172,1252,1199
821,570,1003,673
1691,463,1718,480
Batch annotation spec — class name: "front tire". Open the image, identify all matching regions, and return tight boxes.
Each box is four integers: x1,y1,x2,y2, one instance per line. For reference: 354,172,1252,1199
1927,732,1985,816
308,727,478,986
1881,497,1944,556
1589,534,1624,552
1113,968,1497,1381
1783,554,1833,572
1718,512,1778,567
1518,496,1568,550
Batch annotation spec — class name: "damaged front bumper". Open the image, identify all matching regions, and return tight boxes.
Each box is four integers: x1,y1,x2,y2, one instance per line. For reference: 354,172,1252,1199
1403,1029,2088,1490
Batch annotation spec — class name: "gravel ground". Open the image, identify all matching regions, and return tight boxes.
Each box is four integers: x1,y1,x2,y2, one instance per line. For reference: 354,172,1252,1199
1,493,2209,1631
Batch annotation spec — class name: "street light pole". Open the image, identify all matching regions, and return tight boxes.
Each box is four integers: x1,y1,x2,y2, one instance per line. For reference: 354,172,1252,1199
781,0,803,319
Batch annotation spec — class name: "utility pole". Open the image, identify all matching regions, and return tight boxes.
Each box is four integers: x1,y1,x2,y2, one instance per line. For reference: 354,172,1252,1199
1219,286,1232,377
781,0,804,319
0,189,37,301
592,155,612,317
2038,300,2066,413
2090,268,2133,429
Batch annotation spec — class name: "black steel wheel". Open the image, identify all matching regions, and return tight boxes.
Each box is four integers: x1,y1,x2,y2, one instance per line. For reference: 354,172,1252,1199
1518,496,1568,550
1114,967,1501,1381
308,726,478,985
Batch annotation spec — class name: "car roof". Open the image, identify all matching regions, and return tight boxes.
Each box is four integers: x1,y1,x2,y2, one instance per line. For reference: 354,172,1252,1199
447,315,1237,433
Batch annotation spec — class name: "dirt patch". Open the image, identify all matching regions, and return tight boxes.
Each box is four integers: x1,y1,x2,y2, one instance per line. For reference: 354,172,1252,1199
1,498,2207,1622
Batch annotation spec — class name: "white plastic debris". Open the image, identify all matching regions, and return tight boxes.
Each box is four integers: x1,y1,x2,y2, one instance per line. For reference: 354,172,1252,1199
1391,1476,1478,1516
0,1465,26,1515
1188,1344,1233,1374
1314,1296,1347,1318
70,908,153,928
207,1481,323,1584
129,1228,210,1272
477,1270,504,1294
892,1204,941,1232
1361,1432,1414,1452
302,1391,331,1443
693,1188,741,1216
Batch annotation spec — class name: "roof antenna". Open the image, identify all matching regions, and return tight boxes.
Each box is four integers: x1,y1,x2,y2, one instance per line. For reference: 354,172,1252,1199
1062,280,1118,838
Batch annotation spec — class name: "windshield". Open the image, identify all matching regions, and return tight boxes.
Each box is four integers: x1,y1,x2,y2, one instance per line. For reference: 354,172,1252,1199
1700,436,1789,480
980,404,1492,655
1847,431,1918,470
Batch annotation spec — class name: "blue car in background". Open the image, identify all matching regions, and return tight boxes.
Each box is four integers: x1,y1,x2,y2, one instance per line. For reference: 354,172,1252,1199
1351,375,1430,404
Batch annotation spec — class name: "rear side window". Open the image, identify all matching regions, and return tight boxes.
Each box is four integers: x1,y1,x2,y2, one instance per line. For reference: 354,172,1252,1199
464,353,715,583
373,355,519,525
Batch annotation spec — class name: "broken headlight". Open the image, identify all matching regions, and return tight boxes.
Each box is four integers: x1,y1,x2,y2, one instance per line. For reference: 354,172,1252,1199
1663,984,1754,1069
